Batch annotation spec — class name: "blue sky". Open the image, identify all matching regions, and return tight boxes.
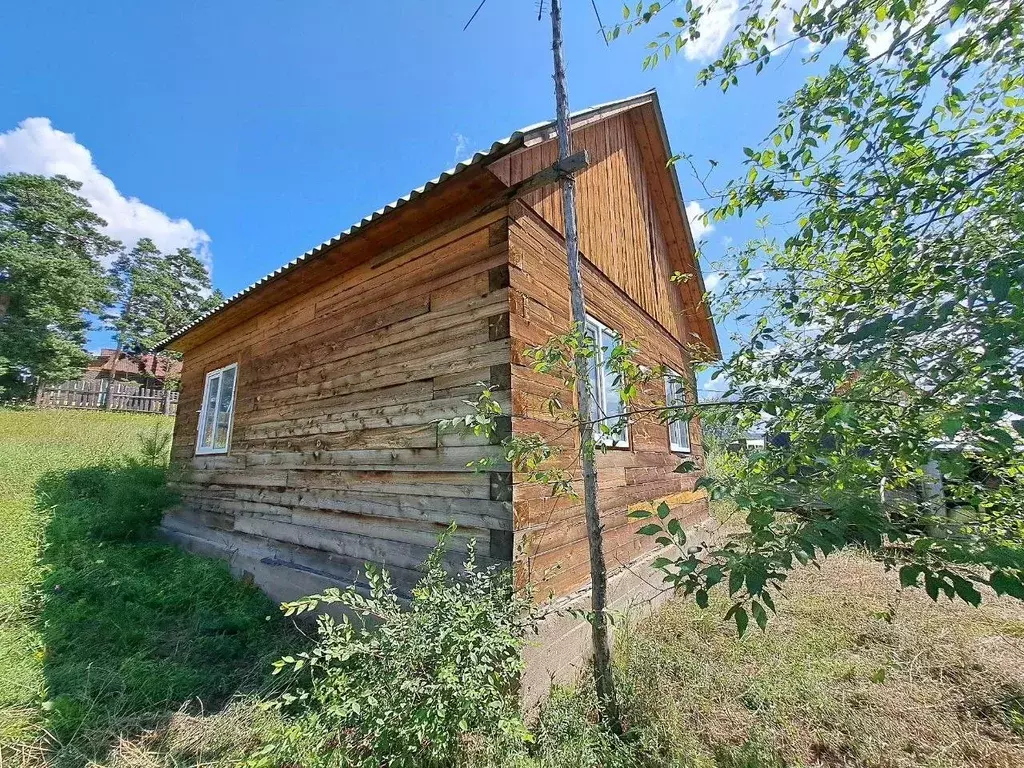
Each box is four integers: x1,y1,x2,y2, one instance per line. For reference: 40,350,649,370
0,0,810,397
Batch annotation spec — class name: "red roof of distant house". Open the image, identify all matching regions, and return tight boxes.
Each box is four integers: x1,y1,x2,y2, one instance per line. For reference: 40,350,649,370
87,350,182,380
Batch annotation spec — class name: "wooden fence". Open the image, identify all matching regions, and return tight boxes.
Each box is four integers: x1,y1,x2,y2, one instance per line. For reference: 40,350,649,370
36,379,178,416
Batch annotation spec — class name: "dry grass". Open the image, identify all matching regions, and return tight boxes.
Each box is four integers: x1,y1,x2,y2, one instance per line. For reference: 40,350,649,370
616,552,1024,768
89,700,281,768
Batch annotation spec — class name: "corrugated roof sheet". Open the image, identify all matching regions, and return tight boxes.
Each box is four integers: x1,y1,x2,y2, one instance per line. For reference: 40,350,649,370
157,91,655,350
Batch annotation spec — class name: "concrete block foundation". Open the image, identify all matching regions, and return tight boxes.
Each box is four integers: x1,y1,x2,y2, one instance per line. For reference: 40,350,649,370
520,518,717,708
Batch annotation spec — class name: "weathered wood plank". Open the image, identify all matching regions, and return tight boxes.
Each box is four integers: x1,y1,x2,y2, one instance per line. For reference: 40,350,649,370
168,204,516,589
506,200,708,596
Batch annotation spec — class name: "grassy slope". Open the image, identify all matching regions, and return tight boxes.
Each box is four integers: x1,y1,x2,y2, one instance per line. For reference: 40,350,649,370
3,411,1024,768
0,409,296,767
0,410,163,746
614,554,1024,768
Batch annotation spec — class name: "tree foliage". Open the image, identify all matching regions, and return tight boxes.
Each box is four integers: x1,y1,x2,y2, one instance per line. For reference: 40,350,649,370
0,171,221,397
609,0,1024,631
0,174,116,396
108,237,222,365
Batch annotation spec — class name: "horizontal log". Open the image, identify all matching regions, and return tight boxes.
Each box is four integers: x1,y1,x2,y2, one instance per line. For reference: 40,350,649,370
230,486,512,530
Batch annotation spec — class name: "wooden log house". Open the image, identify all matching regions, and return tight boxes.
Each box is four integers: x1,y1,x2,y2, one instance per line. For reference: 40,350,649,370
157,92,721,684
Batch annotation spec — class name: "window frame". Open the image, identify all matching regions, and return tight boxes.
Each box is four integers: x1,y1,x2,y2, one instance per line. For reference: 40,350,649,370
195,362,238,456
585,314,630,449
664,367,692,454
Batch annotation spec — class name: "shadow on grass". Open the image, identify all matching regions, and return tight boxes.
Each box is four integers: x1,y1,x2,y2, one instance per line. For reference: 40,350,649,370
34,462,297,765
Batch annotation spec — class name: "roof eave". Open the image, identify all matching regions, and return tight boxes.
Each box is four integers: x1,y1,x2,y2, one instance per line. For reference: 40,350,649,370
156,89,708,355
155,133,535,352
645,91,722,361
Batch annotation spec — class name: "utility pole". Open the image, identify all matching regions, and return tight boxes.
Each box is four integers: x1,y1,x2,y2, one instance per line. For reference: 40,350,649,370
548,0,619,725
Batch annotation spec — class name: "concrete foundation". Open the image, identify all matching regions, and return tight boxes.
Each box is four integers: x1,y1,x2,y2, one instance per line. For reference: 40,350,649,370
520,518,717,708
160,517,348,605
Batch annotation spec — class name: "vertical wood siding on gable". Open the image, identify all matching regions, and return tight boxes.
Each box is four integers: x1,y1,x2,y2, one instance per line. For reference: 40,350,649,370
166,209,515,595
489,112,692,346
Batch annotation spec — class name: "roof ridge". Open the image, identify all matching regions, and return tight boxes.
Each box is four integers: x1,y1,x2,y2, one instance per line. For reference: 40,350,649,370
157,90,656,351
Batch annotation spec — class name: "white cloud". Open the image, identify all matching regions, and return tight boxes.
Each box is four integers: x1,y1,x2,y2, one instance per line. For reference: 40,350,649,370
703,271,723,292
0,117,211,267
685,0,740,61
942,24,969,47
452,132,471,164
681,0,983,66
864,26,895,58
850,0,987,59
686,200,714,241
697,367,731,400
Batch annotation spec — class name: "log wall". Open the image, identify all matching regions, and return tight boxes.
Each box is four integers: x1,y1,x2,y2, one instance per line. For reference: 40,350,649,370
507,202,708,598
165,103,712,605
165,208,515,597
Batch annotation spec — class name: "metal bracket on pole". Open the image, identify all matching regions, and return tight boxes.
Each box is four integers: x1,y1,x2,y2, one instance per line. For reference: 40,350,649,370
479,150,590,213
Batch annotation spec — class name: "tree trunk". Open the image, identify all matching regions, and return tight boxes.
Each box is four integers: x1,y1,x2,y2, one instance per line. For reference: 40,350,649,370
106,290,134,410
549,0,619,727
105,339,124,410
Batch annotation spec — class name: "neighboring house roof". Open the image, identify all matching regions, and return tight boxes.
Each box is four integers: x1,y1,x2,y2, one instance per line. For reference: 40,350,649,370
157,90,717,355
89,349,182,379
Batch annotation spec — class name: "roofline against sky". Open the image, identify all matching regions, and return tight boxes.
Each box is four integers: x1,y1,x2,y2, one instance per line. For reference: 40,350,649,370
156,91,656,352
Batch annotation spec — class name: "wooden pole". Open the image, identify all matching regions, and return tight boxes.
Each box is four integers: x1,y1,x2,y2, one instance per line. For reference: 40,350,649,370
104,346,120,410
549,0,619,725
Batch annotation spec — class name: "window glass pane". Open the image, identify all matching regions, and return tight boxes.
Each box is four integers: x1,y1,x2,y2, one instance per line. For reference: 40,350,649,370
603,366,625,442
600,328,625,444
588,361,603,427
668,376,682,406
666,370,690,451
585,323,603,428
213,366,236,450
670,420,690,451
200,373,220,448
585,316,628,446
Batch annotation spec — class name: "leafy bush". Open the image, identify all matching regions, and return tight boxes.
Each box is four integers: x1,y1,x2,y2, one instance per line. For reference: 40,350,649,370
261,529,536,768
702,444,746,483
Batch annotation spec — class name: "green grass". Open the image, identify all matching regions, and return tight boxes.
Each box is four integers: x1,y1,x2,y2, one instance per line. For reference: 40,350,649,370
0,409,297,766
3,413,1024,767
1,409,164,748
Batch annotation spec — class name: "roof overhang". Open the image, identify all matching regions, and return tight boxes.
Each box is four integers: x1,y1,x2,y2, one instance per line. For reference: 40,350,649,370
641,91,721,360
158,90,720,359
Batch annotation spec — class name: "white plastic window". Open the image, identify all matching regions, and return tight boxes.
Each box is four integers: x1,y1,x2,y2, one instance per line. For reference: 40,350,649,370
196,363,237,455
584,315,629,448
664,367,691,453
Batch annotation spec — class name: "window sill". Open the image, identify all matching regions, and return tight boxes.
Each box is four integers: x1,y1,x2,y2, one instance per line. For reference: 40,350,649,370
195,447,230,456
